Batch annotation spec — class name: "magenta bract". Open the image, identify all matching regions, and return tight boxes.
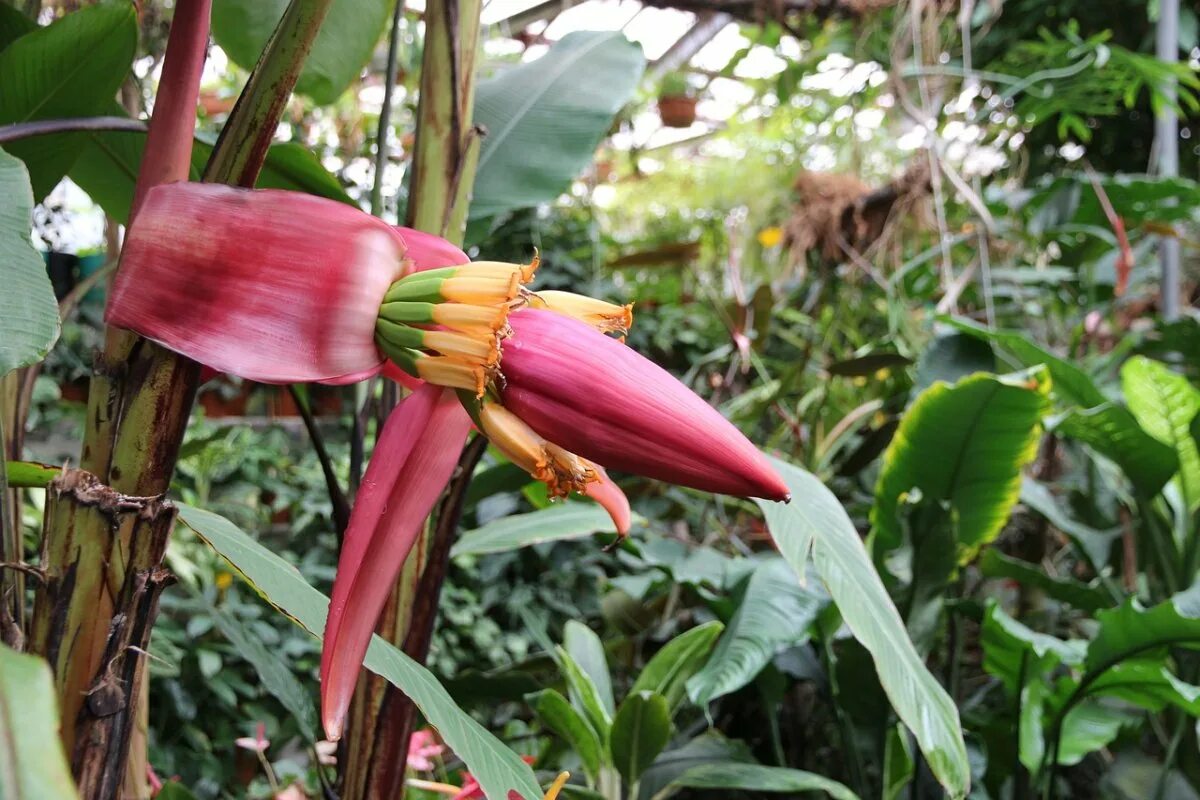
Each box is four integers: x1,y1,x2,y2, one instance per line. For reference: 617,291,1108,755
320,383,471,739
501,310,790,501
106,183,468,384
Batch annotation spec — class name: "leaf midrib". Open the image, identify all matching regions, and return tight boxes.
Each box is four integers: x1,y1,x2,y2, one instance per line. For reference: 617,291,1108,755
6,14,126,124
476,32,619,173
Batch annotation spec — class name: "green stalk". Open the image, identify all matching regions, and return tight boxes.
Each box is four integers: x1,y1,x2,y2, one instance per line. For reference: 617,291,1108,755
29,2,334,796
341,2,483,796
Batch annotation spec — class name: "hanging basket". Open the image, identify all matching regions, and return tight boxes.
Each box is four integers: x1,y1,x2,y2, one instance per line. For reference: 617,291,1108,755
657,95,697,128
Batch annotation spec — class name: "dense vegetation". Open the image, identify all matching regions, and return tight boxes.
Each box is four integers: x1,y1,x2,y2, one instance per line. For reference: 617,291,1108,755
1,1,1198,799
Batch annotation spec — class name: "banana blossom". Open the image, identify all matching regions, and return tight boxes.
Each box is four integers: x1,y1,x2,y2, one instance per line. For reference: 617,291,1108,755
106,183,788,745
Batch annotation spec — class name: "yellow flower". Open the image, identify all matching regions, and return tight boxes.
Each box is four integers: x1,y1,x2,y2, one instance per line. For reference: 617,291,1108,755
757,226,784,248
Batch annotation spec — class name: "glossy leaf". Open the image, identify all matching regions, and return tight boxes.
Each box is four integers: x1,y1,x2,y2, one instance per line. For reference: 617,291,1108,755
757,457,970,798
914,331,996,392
610,691,672,785
526,689,603,783
211,0,396,104
69,130,353,225
1122,355,1200,512
0,3,136,198
873,368,1049,562
453,503,622,557
882,724,914,800
948,317,1176,496
630,621,723,711
556,644,614,740
0,644,77,799
564,620,615,716
1086,660,1200,715
1086,584,1200,674
687,558,826,705
470,31,645,220
0,149,58,375
667,763,859,799
637,733,755,800
176,505,543,800
981,603,1085,693
0,3,35,52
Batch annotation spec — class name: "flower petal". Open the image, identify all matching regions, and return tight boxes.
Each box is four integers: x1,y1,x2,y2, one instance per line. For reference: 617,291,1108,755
502,310,789,501
320,384,472,739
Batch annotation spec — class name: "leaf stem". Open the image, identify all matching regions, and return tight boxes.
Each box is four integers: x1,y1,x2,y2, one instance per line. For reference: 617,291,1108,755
369,0,405,218
0,116,146,144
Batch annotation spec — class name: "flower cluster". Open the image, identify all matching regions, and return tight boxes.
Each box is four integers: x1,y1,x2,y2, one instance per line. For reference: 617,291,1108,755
107,182,789,744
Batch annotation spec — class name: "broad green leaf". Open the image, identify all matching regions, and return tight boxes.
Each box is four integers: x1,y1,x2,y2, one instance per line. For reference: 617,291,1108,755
209,605,318,740
914,331,996,392
980,604,1086,772
1122,356,1200,512
1086,584,1200,674
948,317,1176,496
667,763,859,799
758,457,970,799
686,558,826,705
610,691,671,786
978,550,1113,612
470,31,645,221
630,621,723,711
872,368,1049,562
176,505,542,800
556,644,613,741
639,733,755,800
453,503,621,557
882,724,914,800
1054,701,1136,767
1086,659,1200,715
69,130,353,225
0,644,77,799
0,149,58,374
0,4,136,197
0,4,36,53
526,689,603,783
981,603,1085,694
564,620,615,716
211,0,396,104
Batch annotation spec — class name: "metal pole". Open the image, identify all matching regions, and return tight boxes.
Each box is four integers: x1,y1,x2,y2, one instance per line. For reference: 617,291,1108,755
1156,0,1181,320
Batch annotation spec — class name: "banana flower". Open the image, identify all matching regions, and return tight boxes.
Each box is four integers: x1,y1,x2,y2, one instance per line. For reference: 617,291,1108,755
106,183,788,744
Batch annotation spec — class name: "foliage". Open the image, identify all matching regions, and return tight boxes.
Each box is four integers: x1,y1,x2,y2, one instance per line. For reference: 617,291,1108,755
0,148,58,374
0,645,76,799
7,1,1200,798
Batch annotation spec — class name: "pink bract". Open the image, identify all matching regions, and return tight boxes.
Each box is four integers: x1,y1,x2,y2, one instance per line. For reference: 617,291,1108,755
320,384,472,740
501,310,789,501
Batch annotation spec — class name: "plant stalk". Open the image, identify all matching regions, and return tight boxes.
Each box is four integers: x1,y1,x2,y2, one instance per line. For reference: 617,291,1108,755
30,1,335,796
342,5,483,792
